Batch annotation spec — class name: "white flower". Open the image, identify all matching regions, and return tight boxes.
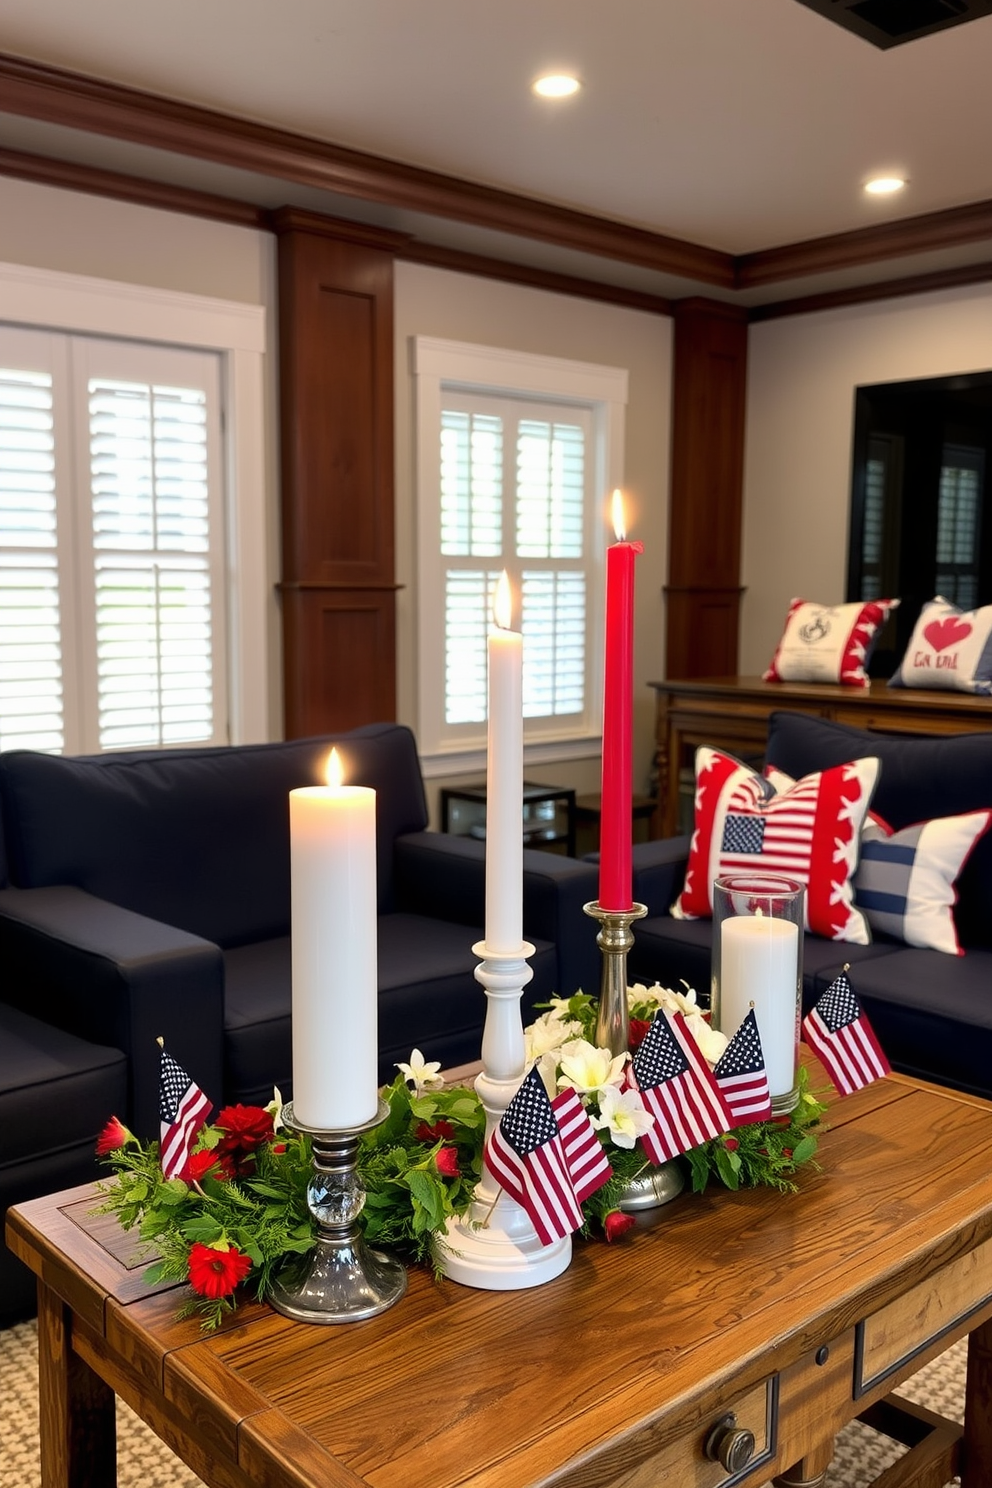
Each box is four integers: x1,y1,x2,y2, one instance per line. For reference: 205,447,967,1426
524,1010,583,1062
395,1049,445,1094
265,1087,285,1132
531,1050,560,1101
684,1011,728,1065
651,981,704,1020
556,1039,628,1097
591,1084,656,1149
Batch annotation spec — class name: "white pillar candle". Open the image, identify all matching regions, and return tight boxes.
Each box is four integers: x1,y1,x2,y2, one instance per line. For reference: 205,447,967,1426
719,910,799,1098
290,749,378,1130
486,572,523,952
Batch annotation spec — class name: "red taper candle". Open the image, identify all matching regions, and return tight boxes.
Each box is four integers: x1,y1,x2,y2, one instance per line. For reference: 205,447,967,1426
599,490,642,911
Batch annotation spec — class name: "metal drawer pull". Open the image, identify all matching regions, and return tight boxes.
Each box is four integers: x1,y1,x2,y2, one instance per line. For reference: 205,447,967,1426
704,1411,756,1472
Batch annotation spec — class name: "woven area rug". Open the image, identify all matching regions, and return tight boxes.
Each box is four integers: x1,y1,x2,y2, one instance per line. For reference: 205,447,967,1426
0,1316,967,1487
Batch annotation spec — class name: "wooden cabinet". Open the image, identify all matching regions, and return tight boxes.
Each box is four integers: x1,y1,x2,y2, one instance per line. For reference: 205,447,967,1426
650,675,992,837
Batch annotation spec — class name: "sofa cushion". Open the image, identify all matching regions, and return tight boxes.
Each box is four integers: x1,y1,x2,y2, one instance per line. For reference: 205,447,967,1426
763,597,898,688
222,917,558,1105
629,915,903,1009
809,950,992,1099
765,711,992,949
672,747,878,943
0,724,428,947
890,596,992,695
0,1003,127,1167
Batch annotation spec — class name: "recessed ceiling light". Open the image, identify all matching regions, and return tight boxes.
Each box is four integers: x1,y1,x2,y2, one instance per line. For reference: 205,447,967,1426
532,74,581,99
864,176,907,196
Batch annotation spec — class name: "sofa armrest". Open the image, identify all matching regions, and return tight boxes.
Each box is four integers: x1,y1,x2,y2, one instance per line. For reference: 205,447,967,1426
393,832,601,998
630,835,691,917
0,886,224,1138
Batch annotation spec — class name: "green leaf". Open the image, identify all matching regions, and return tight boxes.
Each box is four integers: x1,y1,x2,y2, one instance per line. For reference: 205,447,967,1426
790,1135,818,1166
181,1215,225,1245
405,1168,446,1231
714,1143,742,1190
143,1260,171,1284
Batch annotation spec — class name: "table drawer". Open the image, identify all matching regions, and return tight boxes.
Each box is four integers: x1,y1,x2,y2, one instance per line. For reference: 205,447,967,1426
605,1376,777,1488
856,1234,992,1395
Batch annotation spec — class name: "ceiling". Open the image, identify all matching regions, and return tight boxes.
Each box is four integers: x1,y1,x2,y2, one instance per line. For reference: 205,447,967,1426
2,0,992,307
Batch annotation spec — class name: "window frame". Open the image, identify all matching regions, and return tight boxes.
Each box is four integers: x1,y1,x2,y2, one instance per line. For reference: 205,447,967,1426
414,335,627,769
0,258,268,746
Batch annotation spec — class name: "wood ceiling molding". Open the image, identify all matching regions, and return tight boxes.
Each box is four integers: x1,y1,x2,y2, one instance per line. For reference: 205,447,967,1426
400,238,673,316
0,141,266,228
749,258,992,322
738,199,992,288
0,51,733,287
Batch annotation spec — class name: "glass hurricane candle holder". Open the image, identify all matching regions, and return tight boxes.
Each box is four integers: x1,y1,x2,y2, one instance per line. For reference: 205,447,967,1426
712,873,805,1115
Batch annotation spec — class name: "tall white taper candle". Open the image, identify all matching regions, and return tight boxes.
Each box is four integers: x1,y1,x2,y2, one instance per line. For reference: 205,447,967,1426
290,748,378,1129
486,571,523,952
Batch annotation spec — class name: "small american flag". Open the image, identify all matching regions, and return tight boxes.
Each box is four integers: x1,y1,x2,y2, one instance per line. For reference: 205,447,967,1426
484,1065,584,1244
631,1011,734,1163
713,1009,772,1125
802,970,890,1096
159,1044,212,1179
551,1086,612,1202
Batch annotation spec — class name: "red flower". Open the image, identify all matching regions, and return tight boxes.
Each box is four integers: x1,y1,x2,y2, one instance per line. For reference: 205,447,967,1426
215,1105,274,1152
782,1147,793,1159
723,1136,739,1152
603,1210,637,1243
182,1148,235,1183
186,1242,252,1300
628,1018,651,1052
434,1146,460,1178
271,1143,287,1155
416,1119,455,1142
96,1116,129,1155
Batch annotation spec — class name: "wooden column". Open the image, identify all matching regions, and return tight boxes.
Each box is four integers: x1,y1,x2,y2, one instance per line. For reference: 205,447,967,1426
665,297,748,678
273,209,408,736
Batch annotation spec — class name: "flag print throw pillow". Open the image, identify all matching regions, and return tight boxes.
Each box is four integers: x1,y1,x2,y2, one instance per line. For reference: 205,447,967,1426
764,597,899,688
672,747,880,943
889,596,992,694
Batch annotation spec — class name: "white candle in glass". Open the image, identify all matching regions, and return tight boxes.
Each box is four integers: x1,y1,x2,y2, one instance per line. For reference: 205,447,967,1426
719,909,799,1098
290,748,378,1130
485,571,523,952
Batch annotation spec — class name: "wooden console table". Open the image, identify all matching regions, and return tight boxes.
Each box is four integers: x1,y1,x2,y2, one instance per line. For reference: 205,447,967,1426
8,1062,992,1488
649,675,992,837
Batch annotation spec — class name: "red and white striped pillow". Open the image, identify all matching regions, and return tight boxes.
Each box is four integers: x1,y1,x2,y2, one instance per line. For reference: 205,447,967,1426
672,747,880,943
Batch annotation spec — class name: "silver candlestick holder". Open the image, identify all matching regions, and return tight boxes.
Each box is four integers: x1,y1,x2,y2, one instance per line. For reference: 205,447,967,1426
267,1098,407,1323
583,899,685,1215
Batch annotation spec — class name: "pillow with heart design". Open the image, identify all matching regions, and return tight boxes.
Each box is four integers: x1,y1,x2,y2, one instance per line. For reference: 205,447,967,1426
890,596,992,694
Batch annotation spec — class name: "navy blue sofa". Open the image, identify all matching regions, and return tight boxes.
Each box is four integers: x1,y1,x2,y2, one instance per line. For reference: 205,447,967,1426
0,724,600,1140
627,711,992,1100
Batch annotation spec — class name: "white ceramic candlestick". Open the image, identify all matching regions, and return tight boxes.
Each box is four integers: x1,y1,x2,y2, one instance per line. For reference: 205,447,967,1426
289,751,378,1131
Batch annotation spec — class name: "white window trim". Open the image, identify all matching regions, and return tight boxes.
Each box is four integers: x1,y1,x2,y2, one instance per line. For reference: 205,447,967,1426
414,335,628,773
0,259,268,745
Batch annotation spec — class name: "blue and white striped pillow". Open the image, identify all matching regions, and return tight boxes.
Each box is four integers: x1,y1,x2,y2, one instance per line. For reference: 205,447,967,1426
854,811,991,956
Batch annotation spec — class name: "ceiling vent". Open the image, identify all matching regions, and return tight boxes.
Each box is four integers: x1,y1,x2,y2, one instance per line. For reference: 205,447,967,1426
794,0,992,47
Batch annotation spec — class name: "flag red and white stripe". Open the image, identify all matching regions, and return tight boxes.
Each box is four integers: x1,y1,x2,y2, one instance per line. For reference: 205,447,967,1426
713,1008,773,1125
551,1086,612,1202
802,970,890,1096
484,1065,584,1244
159,1045,212,1179
631,1011,734,1163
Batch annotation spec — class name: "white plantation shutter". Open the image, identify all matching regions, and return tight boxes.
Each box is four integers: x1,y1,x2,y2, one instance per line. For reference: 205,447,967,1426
88,377,216,747
0,355,69,751
0,327,226,753
438,390,593,737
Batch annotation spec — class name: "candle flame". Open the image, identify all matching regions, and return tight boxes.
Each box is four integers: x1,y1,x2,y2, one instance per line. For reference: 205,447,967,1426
325,748,344,789
493,569,513,631
611,488,626,541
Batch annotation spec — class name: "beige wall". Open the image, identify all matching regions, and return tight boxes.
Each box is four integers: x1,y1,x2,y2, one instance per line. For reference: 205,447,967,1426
0,173,285,739
394,261,673,826
742,283,992,675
